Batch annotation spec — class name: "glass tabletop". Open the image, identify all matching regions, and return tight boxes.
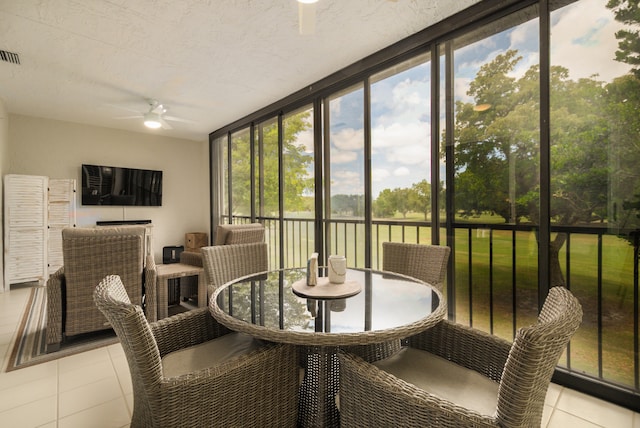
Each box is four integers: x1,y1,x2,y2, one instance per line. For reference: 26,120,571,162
210,267,444,346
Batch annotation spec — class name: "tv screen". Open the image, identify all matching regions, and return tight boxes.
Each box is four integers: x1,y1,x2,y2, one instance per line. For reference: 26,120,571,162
81,164,163,206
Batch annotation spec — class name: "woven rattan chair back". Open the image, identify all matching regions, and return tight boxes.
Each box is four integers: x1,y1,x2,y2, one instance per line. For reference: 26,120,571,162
201,242,268,293
214,223,265,245
495,286,582,427
94,275,163,423
179,224,265,302
95,274,300,428
382,242,450,291
339,286,582,427
61,226,145,337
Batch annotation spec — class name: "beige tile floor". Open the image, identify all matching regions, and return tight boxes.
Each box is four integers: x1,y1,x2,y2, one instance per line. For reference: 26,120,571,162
1,284,639,428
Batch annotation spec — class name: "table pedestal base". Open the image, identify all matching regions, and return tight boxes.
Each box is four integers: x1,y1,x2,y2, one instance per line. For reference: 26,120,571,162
298,347,340,428
297,341,402,428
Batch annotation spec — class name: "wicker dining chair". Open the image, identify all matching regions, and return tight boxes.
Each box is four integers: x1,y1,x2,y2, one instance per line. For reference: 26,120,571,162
338,286,582,428
214,222,265,245
94,274,299,428
179,223,265,301
382,242,451,292
46,226,156,352
201,242,268,294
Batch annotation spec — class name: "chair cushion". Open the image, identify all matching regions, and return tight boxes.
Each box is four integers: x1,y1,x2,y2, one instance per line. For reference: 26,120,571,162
162,332,263,378
373,347,499,416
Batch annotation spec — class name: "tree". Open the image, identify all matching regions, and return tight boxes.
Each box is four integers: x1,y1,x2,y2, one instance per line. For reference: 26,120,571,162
605,73,640,236
373,188,397,218
392,188,413,218
230,113,313,216
409,180,431,221
331,194,365,216
606,0,640,240
607,0,640,77
451,50,617,286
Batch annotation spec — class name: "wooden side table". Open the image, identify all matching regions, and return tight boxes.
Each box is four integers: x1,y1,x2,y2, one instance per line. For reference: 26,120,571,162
156,263,205,320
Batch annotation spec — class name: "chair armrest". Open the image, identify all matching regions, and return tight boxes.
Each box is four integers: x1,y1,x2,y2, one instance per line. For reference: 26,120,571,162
180,250,203,267
150,307,231,357
338,351,497,427
407,320,512,382
156,343,299,427
46,267,65,348
144,255,158,322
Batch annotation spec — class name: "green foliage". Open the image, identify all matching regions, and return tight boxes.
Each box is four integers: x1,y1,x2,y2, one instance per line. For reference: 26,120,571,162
607,0,640,77
605,73,640,232
230,112,314,216
371,184,431,219
449,50,623,228
409,180,431,220
331,194,365,216
373,188,396,218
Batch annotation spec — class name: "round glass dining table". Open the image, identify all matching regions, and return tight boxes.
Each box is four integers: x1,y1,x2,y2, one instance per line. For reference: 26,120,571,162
209,267,445,347
209,267,445,428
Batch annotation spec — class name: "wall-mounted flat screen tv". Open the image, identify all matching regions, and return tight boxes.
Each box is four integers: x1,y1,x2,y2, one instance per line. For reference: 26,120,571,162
81,164,163,206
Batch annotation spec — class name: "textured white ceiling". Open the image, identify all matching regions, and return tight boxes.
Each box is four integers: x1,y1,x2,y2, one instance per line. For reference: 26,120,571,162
0,0,479,141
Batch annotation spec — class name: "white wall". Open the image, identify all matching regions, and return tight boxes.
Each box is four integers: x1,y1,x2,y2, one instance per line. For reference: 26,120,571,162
5,114,210,275
0,99,8,291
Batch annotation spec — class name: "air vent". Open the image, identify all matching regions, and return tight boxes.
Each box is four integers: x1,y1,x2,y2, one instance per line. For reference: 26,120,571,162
0,50,20,65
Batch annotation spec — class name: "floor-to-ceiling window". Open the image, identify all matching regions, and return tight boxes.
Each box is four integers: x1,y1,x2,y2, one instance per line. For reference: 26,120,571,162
370,53,433,267
444,5,541,339
283,106,315,268
210,0,640,410
325,85,366,267
549,0,640,393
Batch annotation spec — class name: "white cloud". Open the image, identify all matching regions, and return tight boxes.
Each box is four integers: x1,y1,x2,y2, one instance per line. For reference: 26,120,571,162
372,122,427,148
330,96,342,116
295,129,314,153
454,76,473,103
389,144,430,166
331,149,358,164
550,0,632,82
334,170,361,180
332,127,363,150
372,168,390,182
394,167,411,176
372,122,431,166
331,169,363,194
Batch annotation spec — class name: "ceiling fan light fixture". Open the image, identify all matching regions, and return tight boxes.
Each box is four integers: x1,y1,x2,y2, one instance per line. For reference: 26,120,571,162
143,112,162,129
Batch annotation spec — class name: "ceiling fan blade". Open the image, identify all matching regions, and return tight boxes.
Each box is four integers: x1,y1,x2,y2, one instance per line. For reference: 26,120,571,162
163,115,195,124
114,115,143,120
159,117,173,130
299,2,316,35
105,103,143,114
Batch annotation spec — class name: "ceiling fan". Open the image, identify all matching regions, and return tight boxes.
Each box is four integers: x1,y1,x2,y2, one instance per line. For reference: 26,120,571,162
113,99,191,130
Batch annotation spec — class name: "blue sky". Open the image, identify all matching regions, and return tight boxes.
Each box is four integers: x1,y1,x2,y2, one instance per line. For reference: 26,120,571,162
296,0,631,199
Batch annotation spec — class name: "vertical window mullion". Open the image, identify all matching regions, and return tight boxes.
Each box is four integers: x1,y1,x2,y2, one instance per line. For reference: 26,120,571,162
278,114,285,269
444,40,456,320
364,78,372,269
250,124,256,222
227,132,233,224
539,0,551,310
314,98,324,262
431,43,440,246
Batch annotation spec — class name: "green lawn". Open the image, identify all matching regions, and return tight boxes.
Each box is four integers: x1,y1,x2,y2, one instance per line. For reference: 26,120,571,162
265,212,638,390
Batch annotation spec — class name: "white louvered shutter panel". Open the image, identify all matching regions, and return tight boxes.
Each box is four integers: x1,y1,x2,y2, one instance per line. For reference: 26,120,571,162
48,179,77,275
3,175,49,288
